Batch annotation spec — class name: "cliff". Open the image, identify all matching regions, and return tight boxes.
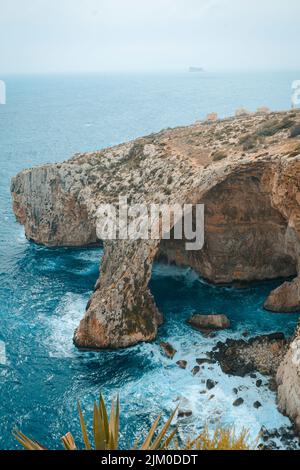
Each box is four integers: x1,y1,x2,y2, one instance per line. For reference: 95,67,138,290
11,109,300,427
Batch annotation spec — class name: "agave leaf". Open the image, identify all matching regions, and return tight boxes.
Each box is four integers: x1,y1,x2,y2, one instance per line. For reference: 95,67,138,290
13,430,46,451
108,400,118,450
77,401,92,450
140,414,161,450
114,395,120,449
149,407,178,450
161,427,178,450
61,432,77,450
99,394,109,445
93,401,106,450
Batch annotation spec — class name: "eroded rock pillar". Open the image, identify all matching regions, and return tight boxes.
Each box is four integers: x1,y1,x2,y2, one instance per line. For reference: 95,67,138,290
74,239,162,349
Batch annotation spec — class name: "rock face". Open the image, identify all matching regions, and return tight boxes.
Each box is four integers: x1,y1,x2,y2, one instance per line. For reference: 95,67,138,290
188,314,230,332
11,109,300,351
277,321,300,433
264,277,300,312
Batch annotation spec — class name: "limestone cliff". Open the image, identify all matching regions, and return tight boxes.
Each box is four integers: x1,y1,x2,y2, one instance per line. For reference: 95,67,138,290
277,321,300,433
11,110,300,352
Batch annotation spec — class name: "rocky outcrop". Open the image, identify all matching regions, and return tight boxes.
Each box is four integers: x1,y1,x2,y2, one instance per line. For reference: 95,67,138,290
187,314,230,332
277,322,300,433
11,110,300,351
211,333,289,378
264,277,300,312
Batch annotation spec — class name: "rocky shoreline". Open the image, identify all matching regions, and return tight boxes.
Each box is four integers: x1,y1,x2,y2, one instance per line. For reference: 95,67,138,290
11,109,300,436
163,330,299,449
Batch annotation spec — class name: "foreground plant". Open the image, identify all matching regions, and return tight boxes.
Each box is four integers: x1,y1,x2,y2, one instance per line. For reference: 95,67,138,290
14,395,251,450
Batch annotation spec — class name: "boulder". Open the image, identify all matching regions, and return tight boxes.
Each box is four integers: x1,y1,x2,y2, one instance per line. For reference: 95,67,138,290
160,342,177,359
192,366,200,376
188,314,230,333
178,409,193,418
206,379,217,390
264,277,300,313
233,398,244,407
176,360,187,369
254,401,262,409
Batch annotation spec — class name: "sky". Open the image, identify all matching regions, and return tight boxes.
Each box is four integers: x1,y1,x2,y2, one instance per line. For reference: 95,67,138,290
0,0,299,74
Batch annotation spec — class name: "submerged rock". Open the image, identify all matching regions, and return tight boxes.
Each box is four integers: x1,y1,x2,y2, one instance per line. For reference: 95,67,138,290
160,342,177,359
196,358,216,366
254,401,262,409
178,409,193,418
187,314,230,333
192,366,200,376
206,379,217,390
176,360,187,369
233,398,244,407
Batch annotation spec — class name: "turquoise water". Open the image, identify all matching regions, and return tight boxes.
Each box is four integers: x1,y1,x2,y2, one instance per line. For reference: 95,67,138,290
0,71,300,449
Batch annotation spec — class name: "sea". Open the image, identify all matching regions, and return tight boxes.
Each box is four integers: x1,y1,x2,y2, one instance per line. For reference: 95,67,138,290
0,70,300,450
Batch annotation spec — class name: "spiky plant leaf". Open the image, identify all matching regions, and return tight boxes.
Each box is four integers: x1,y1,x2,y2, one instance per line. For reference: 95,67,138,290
77,401,92,450
61,432,77,450
149,407,178,450
13,430,46,451
93,401,106,450
140,414,161,450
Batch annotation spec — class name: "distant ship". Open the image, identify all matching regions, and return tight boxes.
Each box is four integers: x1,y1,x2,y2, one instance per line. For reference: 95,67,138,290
189,66,204,73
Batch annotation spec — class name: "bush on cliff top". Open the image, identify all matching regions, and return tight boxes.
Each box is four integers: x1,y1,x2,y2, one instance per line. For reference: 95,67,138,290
290,124,300,139
256,117,295,137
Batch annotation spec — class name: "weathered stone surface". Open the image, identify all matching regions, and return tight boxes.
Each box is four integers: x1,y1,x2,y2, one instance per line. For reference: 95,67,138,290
11,109,300,351
277,321,300,433
188,314,230,332
264,277,300,312
211,333,288,377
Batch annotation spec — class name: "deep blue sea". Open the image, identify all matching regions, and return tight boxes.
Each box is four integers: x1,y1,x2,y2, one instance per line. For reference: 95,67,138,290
0,71,300,450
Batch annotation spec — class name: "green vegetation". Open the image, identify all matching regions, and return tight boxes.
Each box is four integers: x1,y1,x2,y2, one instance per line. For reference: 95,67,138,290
256,117,294,137
290,124,300,139
212,150,228,161
14,395,252,451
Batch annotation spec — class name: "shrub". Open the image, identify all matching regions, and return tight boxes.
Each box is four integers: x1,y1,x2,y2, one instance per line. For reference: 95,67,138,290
212,150,227,161
256,117,295,137
239,134,259,151
13,395,252,451
290,124,300,139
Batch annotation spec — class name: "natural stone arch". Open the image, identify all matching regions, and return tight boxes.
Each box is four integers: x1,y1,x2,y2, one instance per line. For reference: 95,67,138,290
74,163,299,350
156,165,298,284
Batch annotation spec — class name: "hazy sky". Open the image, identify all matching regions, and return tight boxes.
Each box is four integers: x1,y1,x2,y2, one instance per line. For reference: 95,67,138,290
0,0,299,73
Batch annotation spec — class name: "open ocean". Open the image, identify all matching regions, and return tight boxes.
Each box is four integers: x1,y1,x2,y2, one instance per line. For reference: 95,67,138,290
0,71,300,449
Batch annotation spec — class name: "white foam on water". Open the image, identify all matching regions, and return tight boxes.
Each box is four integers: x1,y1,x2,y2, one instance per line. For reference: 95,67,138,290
124,336,296,449
40,279,298,448
0,341,7,366
46,292,89,358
